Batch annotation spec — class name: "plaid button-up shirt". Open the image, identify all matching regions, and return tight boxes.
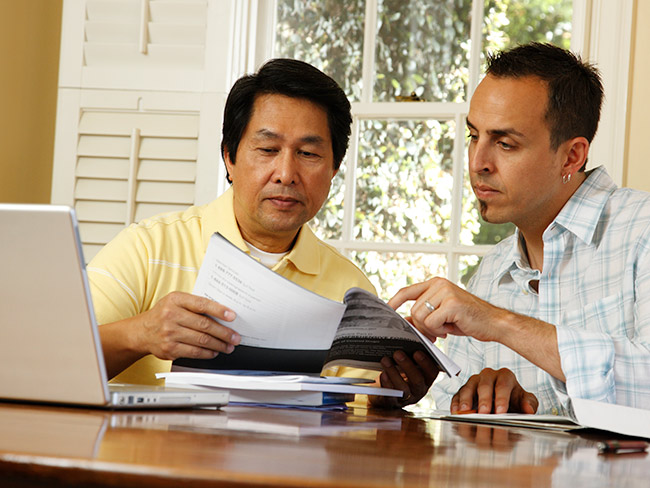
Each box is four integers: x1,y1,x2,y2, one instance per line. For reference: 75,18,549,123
433,166,650,414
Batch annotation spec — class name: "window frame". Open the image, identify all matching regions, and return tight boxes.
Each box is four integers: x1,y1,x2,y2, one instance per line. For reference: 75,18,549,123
239,0,633,285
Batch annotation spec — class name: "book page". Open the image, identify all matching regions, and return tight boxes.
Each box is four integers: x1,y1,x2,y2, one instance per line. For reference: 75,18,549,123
192,233,345,350
323,288,461,377
571,398,650,439
422,410,580,432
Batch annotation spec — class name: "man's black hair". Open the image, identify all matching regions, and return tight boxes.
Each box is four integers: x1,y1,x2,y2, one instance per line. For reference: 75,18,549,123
486,42,603,159
221,59,352,181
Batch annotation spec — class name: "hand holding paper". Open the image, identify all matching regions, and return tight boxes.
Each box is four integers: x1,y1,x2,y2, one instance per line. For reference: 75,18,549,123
176,233,461,377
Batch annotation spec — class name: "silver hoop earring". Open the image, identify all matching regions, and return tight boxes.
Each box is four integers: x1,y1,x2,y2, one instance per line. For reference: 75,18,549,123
562,173,572,185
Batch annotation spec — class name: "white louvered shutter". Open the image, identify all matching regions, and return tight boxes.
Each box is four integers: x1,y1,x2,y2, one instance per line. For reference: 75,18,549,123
72,92,201,261
82,0,209,91
52,0,238,261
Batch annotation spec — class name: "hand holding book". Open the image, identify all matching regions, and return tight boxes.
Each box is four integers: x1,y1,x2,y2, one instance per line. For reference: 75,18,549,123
174,233,461,380
369,349,441,409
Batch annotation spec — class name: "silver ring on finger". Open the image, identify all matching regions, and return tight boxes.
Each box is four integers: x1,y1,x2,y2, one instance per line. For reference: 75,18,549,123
425,300,435,313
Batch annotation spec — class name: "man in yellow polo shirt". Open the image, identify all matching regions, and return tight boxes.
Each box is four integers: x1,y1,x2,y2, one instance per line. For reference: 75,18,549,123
87,59,382,386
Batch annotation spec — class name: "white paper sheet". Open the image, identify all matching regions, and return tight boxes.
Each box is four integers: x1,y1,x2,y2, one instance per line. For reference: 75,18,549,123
571,398,650,439
156,372,403,397
193,233,346,349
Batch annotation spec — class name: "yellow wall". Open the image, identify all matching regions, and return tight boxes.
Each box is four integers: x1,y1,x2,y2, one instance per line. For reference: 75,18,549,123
0,0,62,203
624,0,650,192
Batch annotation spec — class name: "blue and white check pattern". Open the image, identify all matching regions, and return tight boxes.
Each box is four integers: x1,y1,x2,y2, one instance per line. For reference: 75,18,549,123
433,166,650,414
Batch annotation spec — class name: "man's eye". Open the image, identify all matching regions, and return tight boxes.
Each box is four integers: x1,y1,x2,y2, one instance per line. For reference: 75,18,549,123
498,141,512,150
467,133,478,142
299,150,320,158
259,148,277,153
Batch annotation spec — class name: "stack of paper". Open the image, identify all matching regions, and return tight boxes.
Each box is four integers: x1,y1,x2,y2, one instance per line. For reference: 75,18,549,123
156,372,403,407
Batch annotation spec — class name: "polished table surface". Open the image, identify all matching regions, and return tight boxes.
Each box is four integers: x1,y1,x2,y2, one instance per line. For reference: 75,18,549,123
1,401,648,487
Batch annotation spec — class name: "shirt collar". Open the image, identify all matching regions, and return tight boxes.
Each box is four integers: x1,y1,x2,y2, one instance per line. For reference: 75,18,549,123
550,165,617,245
283,224,321,275
493,230,524,280
201,186,320,275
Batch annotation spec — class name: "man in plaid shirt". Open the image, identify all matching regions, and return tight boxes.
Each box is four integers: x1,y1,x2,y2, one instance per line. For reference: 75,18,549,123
377,43,650,415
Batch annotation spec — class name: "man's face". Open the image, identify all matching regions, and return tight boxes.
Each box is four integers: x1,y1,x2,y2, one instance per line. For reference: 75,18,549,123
225,94,337,252
467,74,569,234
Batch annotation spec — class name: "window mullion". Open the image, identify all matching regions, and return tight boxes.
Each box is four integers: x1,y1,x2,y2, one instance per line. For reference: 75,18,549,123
327,240,493,256
361,0,378,104
468,0,485,95
341,118,360,245
351,101,468,119
252,0,278,69
340,0,378,251
448,111,468,283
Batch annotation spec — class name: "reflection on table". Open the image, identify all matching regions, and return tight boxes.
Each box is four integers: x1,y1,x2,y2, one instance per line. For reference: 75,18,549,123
0,402,648,487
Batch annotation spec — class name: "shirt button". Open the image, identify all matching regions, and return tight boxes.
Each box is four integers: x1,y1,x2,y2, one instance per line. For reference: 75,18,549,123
552,408,559,415
522,288,528,295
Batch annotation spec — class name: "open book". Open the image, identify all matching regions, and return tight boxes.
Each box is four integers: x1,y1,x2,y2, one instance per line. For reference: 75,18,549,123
173,232,460,377
425,398,650,439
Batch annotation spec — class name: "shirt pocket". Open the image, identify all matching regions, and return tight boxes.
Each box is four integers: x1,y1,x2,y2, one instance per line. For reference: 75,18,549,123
561,291,631,337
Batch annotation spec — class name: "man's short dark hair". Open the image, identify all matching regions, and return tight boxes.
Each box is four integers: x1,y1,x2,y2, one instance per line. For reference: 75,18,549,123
221,58,352,180
486,42,603,153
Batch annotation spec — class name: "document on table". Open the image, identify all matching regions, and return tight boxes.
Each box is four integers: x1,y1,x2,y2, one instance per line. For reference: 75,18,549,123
570,398,650,438
156,372,402,397
425,398,650,438
425,410,581,432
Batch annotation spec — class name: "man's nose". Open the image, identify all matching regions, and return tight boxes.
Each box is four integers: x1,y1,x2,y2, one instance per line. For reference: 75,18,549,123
273,151,299,185
468,140,494,174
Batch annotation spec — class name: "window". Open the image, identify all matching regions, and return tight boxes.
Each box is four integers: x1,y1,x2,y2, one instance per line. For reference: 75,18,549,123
269,0,574,299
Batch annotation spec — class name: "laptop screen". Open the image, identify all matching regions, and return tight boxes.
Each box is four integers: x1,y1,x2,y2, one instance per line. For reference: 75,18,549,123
0,204,110,405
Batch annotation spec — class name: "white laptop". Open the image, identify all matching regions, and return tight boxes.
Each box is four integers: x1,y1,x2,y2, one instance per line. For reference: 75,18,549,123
0,204,228,409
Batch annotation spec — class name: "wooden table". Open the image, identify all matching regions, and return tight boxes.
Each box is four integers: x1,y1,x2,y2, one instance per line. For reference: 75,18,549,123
1,402,648,487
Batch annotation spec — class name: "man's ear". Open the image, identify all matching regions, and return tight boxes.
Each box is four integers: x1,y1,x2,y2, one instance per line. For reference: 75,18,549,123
224,148,234,183
562,136,590,174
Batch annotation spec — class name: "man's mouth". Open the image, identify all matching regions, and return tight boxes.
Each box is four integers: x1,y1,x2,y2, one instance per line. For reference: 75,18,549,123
473,184,500,199
266,195,302,209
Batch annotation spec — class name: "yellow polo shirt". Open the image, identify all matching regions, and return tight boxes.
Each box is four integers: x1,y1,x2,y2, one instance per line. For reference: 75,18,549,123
88,187,376,385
